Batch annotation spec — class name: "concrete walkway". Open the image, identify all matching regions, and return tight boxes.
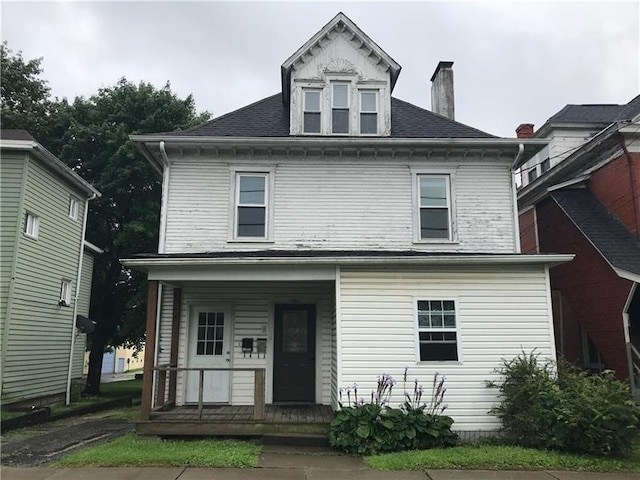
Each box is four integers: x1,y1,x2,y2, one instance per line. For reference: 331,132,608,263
3,445,640,479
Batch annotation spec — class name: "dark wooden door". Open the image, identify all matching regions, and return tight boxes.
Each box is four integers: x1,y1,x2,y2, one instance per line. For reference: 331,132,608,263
273,304,316,403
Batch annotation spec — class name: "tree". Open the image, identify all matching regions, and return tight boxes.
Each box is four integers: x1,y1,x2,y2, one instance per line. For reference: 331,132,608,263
1,46,210,394
55,79,209,394
0,42,52,139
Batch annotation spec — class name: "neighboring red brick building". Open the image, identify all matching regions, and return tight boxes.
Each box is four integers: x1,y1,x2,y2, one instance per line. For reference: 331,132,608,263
517,95,640,393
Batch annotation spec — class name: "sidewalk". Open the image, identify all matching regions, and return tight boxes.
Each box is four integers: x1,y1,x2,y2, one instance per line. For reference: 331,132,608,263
3,445,640,479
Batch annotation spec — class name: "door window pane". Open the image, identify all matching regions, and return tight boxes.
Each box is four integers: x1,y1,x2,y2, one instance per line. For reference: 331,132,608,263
282,310,308,353
195,312,225,356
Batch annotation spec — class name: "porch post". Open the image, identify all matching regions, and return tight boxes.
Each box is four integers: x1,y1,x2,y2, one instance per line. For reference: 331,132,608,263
141,280,159,420
168,287,182,404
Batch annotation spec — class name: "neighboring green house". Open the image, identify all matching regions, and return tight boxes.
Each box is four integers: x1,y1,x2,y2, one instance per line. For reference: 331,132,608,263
0,130,101,406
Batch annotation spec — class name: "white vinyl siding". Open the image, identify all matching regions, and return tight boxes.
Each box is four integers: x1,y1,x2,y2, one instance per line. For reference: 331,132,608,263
156,281,334,406
338,265,555,432
163,156,516,254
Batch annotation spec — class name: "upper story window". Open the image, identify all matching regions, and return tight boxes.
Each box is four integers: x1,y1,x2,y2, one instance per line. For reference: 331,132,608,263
24,211,39,239
359,91,378,135
332,83,349,134
231,168,274,242
416,175,452,241
528,167,538,184
68,196,79,221
303,90,321,134
541,158,550,174
59,279,71,307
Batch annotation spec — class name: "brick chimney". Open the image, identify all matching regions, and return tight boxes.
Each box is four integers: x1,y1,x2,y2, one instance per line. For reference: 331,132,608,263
430,61,455,120
516,123,534,138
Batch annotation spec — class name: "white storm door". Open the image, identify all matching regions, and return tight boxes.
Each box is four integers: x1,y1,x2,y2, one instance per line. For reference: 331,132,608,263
186,308,231,403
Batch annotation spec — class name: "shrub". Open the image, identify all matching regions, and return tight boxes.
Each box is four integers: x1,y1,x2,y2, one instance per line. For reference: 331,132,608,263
329,371,457,455
488,352,640,456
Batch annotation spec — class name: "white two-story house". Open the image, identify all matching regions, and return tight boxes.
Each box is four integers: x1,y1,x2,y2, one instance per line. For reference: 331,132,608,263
123,12,570,438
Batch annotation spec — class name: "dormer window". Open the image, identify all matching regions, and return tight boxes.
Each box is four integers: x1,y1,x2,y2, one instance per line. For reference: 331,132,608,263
360,91,378,135
303,90,321,134
332,83,349,134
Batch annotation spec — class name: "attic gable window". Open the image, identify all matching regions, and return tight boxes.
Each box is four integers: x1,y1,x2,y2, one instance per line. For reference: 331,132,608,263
360,90,378,134
303,90,321,134
332,83,349,134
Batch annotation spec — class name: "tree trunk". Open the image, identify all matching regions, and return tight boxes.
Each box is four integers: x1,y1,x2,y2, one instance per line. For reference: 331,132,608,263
83,259,121,396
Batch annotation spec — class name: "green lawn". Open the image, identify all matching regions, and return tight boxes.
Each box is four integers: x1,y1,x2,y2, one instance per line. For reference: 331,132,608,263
366,444,640,472
99,379,142,399
53,433,260,468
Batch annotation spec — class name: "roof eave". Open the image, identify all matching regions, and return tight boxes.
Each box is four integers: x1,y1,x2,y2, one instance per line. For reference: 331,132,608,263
122,253,574,271
0,139,101,198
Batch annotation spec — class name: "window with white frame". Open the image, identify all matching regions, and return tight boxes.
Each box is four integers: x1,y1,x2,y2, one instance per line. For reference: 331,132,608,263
235,173,269,239
417,300,458,361
417,175,451,240
24,212,39,239
332,83,349,134
528,167,538,184
59,279,71,307
359,90,378,134
68,196,79,221
303,89,321,134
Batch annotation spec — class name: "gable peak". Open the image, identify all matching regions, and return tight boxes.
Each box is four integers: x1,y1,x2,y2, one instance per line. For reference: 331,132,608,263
281,12,401,103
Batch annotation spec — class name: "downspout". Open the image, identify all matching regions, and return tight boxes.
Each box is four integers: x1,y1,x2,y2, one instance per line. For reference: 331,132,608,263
66,193,96,405
152,141,171,397
511,143,525,253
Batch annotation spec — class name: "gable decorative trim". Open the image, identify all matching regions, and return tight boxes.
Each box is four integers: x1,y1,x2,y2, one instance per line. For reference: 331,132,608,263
323,58,358,74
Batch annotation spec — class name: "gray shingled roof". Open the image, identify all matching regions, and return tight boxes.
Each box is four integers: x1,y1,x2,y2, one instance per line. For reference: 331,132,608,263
1,129,36,141
548,94,640,125
164,94,494,139
552,188,640,277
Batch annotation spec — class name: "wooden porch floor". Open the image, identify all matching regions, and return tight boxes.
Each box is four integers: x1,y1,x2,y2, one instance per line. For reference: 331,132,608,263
138,404,334,437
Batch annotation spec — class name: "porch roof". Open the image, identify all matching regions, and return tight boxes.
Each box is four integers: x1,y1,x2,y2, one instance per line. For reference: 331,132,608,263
122,250,574,270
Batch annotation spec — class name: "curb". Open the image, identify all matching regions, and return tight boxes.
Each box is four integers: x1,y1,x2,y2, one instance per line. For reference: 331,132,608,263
1,396,134,433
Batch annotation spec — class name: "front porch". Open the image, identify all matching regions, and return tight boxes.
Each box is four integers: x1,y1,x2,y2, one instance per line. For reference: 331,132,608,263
138,403,334,436
137,280,337,437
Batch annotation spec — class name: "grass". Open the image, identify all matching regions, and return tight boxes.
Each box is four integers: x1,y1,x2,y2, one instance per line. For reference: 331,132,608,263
53,433,260,468
98,379,142,399
365,443,640,472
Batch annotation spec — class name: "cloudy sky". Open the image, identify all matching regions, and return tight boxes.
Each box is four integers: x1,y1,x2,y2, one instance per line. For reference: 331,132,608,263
2,2,638,137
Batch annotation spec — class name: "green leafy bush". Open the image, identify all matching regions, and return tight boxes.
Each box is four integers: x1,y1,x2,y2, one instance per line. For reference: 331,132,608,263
488,352,640,456
329,371,457,455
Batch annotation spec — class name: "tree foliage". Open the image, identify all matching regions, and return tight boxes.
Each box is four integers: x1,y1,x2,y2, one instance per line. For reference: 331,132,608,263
0,42,52,138
1,42,210,393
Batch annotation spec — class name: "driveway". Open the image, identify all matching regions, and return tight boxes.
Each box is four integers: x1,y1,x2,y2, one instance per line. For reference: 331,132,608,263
1,408,135,467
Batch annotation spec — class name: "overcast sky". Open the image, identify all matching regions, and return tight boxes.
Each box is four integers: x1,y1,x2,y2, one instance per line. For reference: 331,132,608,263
2,2,639,137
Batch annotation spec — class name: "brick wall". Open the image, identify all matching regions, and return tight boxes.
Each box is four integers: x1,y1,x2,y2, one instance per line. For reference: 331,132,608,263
590,152,640,237
537,197,632,380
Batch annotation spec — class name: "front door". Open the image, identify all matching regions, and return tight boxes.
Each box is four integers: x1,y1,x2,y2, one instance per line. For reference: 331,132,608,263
273,304,316,403
186,307,231,403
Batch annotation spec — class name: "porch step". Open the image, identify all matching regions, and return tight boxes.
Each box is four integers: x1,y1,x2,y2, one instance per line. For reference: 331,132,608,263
262,433,329,447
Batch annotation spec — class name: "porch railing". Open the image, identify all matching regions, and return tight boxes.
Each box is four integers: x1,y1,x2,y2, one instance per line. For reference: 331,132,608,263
151,365,266,420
